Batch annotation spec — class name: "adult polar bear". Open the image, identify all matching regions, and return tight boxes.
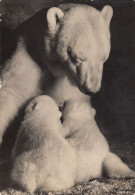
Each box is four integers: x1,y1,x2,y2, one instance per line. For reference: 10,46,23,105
0,3,134,179
0,3,111,144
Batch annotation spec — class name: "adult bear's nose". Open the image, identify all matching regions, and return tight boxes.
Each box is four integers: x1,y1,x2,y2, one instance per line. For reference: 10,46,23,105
78,83,95,96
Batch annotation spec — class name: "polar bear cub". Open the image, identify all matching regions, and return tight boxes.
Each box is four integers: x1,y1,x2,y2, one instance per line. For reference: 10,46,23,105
11,95,76,193
61,100,109,183
62,100,135,182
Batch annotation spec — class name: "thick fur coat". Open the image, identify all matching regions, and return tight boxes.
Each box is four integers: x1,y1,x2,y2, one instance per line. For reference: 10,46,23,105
11,97,135,193
62,100,135,180
0,4,112,141
0,3,135,192
11,96,76,193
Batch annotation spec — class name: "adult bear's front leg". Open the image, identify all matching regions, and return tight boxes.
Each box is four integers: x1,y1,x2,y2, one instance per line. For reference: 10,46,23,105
0,40,42,144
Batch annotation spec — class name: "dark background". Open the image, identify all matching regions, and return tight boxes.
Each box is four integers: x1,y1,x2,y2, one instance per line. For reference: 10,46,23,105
0,0,135,155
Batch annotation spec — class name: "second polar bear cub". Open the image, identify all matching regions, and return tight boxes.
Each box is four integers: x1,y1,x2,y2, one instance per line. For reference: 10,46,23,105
62,100,135,181
62,100,109,183
11,95,76,194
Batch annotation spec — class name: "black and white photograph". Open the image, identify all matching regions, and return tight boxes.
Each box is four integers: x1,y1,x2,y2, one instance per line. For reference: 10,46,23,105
0,0,135,194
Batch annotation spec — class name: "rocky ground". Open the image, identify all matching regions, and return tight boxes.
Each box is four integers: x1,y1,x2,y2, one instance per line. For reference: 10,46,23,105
0,139,135,195
1,179,135,195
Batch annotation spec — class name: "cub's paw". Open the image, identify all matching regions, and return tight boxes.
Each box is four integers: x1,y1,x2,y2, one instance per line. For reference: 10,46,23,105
103,152,135,178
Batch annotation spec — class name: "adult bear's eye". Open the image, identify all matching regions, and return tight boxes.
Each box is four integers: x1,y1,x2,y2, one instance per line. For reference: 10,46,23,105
74,57,87,67
67,47,87,66
74,58,83,66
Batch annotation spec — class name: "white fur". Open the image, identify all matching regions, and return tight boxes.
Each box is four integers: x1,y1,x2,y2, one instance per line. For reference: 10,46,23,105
103,152,135,178
61,100,135,181
0,4,112,143
11,96,77,193
0,39,42,142
47,7,64,35
62,100,109,182
0,4,134,190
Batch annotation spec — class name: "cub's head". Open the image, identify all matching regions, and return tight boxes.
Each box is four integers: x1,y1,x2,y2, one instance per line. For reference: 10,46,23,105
25,96,62,120
45,4,113,94
62,100,96,121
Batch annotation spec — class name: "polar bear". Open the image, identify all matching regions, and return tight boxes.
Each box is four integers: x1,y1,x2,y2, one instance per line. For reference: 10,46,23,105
0,3,134,180
11,97,135,194
0,4,113,143
62,100,108,182
61,100,135,181
11,95,76,193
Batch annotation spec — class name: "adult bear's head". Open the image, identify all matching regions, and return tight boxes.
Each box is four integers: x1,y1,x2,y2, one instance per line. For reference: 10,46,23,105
45,4,113,94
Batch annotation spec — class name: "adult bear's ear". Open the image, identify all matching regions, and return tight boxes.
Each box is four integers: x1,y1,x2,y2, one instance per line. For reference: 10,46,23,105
47,7,64,35
101,5,113,26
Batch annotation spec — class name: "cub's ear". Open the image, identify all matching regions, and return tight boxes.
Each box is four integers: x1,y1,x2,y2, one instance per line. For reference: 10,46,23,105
101,5,113,26
47,7,64,35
